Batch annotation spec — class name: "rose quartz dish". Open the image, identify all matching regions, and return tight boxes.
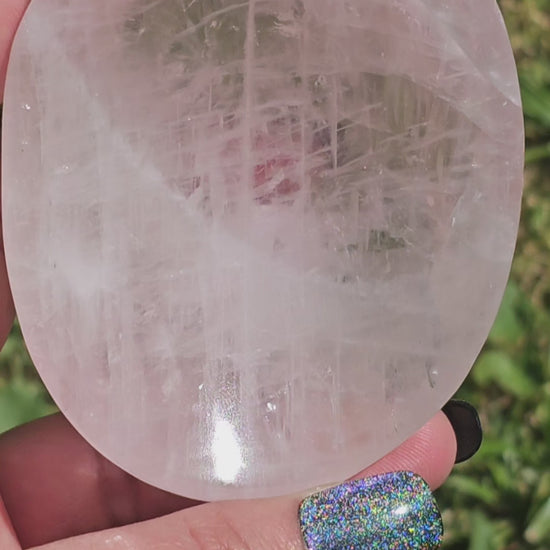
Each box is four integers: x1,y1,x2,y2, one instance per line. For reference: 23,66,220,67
2,0,523,500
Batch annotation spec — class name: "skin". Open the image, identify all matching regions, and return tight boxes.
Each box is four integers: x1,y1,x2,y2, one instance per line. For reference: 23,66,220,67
0,2,457,549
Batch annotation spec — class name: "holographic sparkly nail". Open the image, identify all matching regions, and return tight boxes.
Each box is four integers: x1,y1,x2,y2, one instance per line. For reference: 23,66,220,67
299,471,442,550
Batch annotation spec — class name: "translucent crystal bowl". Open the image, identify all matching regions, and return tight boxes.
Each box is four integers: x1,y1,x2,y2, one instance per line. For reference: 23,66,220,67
2,0,524,500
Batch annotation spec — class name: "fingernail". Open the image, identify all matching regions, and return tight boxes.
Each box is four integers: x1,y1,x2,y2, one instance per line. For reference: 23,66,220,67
299,471,442,549
442,399,482,463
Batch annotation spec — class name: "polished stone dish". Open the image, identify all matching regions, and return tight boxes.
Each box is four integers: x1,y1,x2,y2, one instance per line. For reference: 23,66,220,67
2,0,523,500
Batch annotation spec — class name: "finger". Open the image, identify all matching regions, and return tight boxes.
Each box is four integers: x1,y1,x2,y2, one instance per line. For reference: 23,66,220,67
0,0,27,344
0,414,199,549
33,482,439,550
0,0,29,102
0,498,19,550
0,411,455,549
360,409,456,488
29,415,454,550
0,5,31,548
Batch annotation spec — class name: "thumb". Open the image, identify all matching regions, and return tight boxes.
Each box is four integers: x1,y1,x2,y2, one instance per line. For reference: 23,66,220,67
33,412,455,550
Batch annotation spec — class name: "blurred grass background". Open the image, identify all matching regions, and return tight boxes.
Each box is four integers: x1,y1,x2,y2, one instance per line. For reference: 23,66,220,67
0,0,549,547
440,1,550,548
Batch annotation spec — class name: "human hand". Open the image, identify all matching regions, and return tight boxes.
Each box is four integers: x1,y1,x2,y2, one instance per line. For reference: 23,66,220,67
0,3,474,549
0,411,459,550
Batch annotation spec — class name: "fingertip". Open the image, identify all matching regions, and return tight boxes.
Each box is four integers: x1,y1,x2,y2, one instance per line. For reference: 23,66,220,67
418,410,459,488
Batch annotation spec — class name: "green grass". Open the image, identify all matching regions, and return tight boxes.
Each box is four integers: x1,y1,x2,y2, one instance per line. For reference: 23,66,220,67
1,1,550,547
437,1,550,548
0,322,56,432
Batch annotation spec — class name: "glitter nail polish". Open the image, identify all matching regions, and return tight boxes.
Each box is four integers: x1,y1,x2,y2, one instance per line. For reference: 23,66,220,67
299,471,442,549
